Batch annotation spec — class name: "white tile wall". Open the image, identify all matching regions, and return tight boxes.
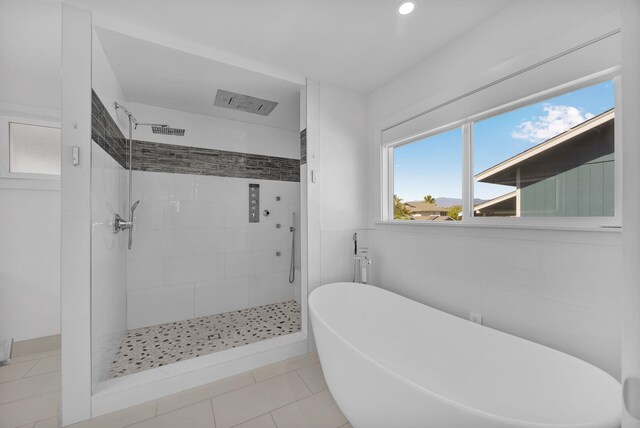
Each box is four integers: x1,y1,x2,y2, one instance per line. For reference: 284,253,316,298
369,227,622,378
91,144,128,382
127,172,300,329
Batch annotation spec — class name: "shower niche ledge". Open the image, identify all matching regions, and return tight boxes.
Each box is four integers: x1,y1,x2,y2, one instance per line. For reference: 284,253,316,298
91,331,308,417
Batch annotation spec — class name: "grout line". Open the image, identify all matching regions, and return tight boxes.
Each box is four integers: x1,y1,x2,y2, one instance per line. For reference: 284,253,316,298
0,362,39,384
23,362,38,378
210,398,218,428
293,371,312,395
296,368,313,393
268,412,278,428
0,374,61,406
0,388,61,407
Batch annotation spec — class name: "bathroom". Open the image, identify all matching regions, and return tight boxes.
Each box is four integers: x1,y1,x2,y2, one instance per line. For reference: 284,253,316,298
0,1,639,427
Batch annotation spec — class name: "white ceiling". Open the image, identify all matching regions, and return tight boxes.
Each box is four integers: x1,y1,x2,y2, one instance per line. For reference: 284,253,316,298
69,0,514,94
96,28,302,131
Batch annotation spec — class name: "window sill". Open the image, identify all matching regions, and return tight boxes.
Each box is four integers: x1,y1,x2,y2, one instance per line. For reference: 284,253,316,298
375,220,622,233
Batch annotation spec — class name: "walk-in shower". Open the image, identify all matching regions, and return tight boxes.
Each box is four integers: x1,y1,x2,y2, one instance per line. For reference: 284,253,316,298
90,78,302,385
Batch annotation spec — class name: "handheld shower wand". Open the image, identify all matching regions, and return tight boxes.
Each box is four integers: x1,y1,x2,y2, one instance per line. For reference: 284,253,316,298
289,212,296,284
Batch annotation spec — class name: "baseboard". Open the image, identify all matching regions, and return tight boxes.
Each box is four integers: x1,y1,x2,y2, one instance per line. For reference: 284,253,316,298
12,334,61,357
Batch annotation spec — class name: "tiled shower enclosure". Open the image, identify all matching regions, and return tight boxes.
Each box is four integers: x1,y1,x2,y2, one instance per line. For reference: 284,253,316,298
91,88,302,382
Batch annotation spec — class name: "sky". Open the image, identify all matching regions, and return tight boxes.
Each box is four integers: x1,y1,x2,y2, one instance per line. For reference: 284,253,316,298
393,80,615,202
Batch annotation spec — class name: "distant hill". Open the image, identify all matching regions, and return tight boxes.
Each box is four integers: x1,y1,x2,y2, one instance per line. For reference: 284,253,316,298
436,197,488,207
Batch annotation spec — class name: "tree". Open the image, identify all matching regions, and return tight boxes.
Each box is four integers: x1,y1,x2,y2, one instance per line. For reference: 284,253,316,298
394,195,413,220
447,205,462,221
423,195,436,204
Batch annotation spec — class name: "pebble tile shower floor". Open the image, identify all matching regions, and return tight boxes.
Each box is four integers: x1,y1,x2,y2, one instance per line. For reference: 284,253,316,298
107,300,301,379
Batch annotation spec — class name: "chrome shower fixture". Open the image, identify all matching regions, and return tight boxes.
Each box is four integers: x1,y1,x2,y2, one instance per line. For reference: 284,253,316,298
135,122,185,137
112,101,186,251
114,103,185,137
151,126,185,136
214,89,278,116
134,122,169,130
289,212,296,284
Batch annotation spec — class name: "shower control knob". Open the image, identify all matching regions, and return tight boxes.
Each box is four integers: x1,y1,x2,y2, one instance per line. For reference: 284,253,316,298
263,210,270,217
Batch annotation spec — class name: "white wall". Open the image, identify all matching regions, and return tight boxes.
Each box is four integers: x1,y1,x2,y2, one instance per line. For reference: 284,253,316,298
367,1,623,378
317,82,369,286
0,187,60,341
90,28,130,382
0,0,61,342
60,4,92,424
621,0,640,426
304,81,369,351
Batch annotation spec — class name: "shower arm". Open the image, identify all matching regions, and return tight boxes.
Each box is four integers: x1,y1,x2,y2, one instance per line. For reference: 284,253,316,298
112,102,175,250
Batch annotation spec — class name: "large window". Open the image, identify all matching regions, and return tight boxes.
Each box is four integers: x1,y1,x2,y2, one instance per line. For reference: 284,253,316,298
386,78,618,225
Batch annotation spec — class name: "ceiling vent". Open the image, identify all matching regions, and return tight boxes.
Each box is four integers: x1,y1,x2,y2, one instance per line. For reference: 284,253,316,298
214,90,278,116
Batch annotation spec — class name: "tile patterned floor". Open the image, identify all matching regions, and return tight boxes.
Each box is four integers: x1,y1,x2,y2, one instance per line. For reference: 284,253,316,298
0,350,61,428
0,345,352,428
108,300,301,379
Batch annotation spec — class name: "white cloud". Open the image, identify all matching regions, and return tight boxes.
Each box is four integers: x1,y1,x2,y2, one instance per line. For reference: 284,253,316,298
511,105,594,143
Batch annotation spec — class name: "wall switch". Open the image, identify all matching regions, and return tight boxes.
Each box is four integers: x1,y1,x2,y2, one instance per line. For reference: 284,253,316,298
469,312,483,325
72,146,80,166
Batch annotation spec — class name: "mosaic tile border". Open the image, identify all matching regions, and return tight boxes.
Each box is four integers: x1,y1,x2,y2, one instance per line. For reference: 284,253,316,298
300,128,307,165
91,90,300,182
91,89,128,168
107,300,301,379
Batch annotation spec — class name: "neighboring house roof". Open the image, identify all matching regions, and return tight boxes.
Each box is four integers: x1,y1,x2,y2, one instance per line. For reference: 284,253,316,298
475,109,614,186
405,202,449,213
473,191,516,216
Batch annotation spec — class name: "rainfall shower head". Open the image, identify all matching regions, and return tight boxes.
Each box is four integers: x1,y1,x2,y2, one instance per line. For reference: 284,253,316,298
135,122,185,136
214,89,278,116
152,126,185,136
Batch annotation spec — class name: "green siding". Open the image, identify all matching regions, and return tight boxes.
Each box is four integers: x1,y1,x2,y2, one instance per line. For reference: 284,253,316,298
603,160,615,216
521,160,613,217
565,168,579,216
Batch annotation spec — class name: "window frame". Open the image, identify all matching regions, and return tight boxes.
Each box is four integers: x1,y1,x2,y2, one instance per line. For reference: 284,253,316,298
381,71,621,229
0,114,61,190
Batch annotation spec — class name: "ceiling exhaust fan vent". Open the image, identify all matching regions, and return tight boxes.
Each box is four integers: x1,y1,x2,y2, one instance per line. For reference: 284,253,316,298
214,90,278,116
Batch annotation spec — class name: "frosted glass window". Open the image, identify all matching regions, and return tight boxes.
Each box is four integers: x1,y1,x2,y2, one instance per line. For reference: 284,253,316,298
9,122,61,175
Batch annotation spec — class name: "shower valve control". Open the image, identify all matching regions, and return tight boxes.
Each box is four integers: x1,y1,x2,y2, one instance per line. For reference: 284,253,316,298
249,184,259,223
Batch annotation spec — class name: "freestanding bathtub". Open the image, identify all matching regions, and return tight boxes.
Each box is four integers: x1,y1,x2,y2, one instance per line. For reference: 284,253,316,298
309,283,621,428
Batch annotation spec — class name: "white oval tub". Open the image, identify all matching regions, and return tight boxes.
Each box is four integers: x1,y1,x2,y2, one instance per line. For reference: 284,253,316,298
309,283,621,428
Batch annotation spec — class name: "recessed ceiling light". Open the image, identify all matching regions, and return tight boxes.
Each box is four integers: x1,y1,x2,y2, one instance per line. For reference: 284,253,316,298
398,1,415,15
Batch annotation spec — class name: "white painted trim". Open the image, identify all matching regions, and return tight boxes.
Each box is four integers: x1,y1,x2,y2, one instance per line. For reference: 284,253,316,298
462,123,472,220
375,221,621,233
